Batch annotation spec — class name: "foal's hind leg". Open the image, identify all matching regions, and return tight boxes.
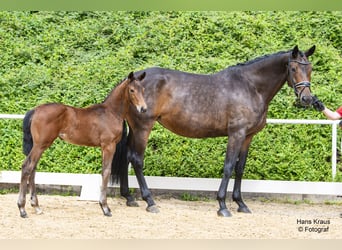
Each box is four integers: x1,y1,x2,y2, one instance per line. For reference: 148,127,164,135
17,157,31,218
17,148,44,218
28,167,43,215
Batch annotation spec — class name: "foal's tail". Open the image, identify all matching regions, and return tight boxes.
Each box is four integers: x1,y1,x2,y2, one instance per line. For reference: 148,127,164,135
22,109,35,156
111,121,129,184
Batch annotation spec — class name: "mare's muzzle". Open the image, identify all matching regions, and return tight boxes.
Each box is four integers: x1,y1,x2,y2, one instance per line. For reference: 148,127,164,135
294,81,312,106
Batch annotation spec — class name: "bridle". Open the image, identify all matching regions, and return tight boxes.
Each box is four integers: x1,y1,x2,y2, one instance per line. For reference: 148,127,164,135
287,59,312,98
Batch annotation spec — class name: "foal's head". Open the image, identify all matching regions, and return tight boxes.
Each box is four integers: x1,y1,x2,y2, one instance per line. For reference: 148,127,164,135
287,45,315,107
126,71,147,113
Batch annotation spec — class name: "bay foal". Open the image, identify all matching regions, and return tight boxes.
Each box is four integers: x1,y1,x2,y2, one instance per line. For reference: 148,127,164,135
17,71,146,218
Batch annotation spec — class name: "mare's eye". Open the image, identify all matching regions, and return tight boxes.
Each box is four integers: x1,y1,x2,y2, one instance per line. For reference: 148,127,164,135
291,68,296,72
129,89,135,93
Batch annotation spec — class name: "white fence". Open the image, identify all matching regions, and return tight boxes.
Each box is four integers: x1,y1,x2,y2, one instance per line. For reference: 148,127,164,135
1,170,342,201
267,118,341,178
1,114,342,201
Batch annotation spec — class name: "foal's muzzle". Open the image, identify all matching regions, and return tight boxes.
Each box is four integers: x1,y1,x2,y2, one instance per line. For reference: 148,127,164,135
137,106,147,113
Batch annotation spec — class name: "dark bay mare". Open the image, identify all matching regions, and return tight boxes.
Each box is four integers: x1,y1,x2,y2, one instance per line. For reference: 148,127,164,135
17,71,146,218
112,45,316,217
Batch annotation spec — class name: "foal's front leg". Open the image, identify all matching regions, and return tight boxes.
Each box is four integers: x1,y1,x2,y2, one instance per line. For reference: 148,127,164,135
99,145,116,217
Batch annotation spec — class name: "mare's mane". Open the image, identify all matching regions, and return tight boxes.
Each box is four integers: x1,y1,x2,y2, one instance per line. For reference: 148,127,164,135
228,50,290,69
102,77,127,104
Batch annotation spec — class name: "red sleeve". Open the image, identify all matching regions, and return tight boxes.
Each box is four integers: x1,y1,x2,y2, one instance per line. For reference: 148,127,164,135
336,106,342,116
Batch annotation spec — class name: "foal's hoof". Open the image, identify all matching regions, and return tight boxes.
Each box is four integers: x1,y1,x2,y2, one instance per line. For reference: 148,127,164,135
104,211,112,217
237,206,252,213
20,211,28,218
217,208,232,217
146,205,159,213
99,202,112,217
34,207,43,215
126,200,139,207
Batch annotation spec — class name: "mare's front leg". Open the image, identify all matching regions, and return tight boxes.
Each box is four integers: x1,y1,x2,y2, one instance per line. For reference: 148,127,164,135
217,132,245,217
99,144,116,217
232,136,253,213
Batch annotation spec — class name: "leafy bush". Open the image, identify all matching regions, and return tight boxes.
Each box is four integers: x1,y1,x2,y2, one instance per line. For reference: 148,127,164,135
0,11,341,182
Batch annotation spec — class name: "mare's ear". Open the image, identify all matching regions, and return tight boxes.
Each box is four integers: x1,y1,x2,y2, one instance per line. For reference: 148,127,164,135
138,72,146,81
291,45,299,58
305,45,316,57
128,71,134,80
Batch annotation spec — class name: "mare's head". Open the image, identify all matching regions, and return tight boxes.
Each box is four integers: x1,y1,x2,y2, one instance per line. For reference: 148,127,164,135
287,45,315,107
126,71,147,113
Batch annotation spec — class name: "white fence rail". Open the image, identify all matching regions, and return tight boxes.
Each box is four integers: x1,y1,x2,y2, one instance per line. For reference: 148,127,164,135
1,114,341,201
267,119,341,178
1,171,342,201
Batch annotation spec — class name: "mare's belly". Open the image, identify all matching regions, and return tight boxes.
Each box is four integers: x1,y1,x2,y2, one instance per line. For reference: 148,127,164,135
158,115,228,138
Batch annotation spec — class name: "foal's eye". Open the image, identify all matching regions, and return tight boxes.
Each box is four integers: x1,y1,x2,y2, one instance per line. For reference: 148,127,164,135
129,89,135,93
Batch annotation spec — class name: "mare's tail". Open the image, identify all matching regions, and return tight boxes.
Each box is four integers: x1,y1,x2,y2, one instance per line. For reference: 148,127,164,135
111,121,129,184
22,109,35,156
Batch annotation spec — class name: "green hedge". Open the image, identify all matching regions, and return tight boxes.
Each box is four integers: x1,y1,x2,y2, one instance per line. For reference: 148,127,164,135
0,11,341,182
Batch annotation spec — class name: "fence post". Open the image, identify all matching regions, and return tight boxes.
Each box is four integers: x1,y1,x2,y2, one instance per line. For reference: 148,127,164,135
332,122,337,179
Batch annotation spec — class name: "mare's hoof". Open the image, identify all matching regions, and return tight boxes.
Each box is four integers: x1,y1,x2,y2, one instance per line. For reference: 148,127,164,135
126,200,139,207
217,208,232,217
237,206,251,213
146,205,159,213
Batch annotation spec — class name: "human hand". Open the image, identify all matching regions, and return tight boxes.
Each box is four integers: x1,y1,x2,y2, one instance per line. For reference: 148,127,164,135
312,96,325,111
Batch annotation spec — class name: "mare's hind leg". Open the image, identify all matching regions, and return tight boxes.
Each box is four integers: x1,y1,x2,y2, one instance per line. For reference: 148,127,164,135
119,164,139,207
217,132,246,217
99,144,117,217
17,148,44,218
232,136,253,213
128,129,158,213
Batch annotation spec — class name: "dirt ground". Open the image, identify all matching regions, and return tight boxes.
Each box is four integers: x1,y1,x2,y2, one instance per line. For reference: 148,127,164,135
1,193,342,239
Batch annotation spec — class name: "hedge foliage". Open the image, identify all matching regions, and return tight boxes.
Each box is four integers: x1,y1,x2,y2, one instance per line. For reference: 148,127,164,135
0,11,341,182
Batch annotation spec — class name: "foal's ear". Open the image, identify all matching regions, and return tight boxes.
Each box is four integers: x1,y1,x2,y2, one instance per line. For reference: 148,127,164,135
138,72,146,81
305,45,316,57
291,45,299,58
128,71,134,80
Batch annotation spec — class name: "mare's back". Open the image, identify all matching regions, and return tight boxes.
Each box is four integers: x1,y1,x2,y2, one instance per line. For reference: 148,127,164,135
139,67,258,138
141,67,254,111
